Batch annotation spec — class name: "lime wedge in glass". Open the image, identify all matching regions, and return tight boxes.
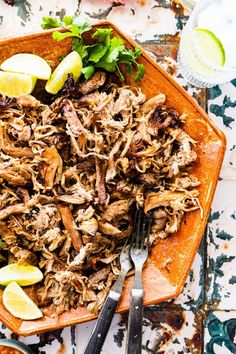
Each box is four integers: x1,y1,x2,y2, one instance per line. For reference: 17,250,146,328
45,51,83,94
3,282,43,320
0,263,43,286
193,27,225,67
0,72,37,97
0,53,51,80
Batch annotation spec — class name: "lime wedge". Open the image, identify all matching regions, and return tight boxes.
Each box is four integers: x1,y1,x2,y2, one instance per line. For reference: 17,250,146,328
0,263,43,286
45,51,82,94
0,53,51,80
0,71,36,97
193,27,225,67
3,282,43,320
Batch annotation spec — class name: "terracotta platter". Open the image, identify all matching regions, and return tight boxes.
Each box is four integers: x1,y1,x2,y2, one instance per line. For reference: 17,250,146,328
0,21,226,335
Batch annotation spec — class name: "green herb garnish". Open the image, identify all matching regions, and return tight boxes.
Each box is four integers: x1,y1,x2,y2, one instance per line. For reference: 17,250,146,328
41,16,145,81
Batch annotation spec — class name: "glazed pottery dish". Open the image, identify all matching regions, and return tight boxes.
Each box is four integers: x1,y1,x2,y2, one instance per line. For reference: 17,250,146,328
0,339,34,354
0,21,226,335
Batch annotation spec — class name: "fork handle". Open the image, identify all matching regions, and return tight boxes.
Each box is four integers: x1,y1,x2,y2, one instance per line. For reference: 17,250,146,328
126,289,143,354
83,292,120,354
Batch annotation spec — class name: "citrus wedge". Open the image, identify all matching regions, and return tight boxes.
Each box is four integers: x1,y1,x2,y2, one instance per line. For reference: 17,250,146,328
45,51,82,94
0,71,36,97
193,27,225,67
0,53,51,80
0,263,43,286
3,282,43,320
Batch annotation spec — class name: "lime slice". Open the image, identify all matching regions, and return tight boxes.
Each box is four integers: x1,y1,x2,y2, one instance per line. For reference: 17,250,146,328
3,282,43,320
0,53,51,80
0,71,36,97
0,263,43,286
193,27,225,67
45,51,82,94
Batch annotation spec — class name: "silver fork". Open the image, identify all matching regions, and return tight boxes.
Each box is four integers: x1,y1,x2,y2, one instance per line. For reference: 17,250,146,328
126,208,151,354
83,239,132,354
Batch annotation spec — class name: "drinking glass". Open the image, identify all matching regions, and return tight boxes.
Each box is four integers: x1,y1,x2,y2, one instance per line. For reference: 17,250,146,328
178,0,197,11
178,0,236,87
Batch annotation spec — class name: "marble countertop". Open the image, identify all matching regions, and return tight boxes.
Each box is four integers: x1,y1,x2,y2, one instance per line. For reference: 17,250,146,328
0,1,236,353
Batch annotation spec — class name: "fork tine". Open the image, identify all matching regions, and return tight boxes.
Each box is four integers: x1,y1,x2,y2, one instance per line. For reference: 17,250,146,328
132,208,140,248
140,212,149,249
131,208,151,250
121,237,129,254
135,210,140,248
129,210,136,250
145,217,151,249
141,213,146,249
131,208,138,241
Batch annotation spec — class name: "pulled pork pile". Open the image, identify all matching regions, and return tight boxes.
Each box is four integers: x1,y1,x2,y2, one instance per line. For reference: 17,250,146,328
0,72,200,316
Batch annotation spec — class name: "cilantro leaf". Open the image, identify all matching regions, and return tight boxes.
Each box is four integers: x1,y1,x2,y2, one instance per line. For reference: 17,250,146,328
89,43,108,63
116,64,124,81
118,46,141,63
82,65,95,80
118,50,135,63
133,46,142,60
134,63,145,82
126,62,134,74
52,31,75,41
41,16,146,82
72,39,88,60
93,28,113,46
105,37,125,63
52,24,84,41
96,59,116,72
74,16,92,33
62,16,74,26
70,23,80,36
41,16,61,29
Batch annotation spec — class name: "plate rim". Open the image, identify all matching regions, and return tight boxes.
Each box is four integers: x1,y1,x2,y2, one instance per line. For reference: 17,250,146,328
0,20,226,335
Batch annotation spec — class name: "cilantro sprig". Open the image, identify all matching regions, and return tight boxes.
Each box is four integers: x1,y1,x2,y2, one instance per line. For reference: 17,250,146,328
41,16,145,81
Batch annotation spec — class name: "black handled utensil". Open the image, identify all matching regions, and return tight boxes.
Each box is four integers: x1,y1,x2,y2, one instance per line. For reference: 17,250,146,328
83,241,132,354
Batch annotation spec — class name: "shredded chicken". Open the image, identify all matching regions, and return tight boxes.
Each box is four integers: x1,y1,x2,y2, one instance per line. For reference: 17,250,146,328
0,72,200,317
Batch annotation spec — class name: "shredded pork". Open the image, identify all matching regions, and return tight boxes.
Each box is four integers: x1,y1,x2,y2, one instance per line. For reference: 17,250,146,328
0,72,200,316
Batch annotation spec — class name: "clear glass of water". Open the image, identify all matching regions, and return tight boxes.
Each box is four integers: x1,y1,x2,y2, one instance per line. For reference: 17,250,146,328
178,0,197,11
178,0,236,87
